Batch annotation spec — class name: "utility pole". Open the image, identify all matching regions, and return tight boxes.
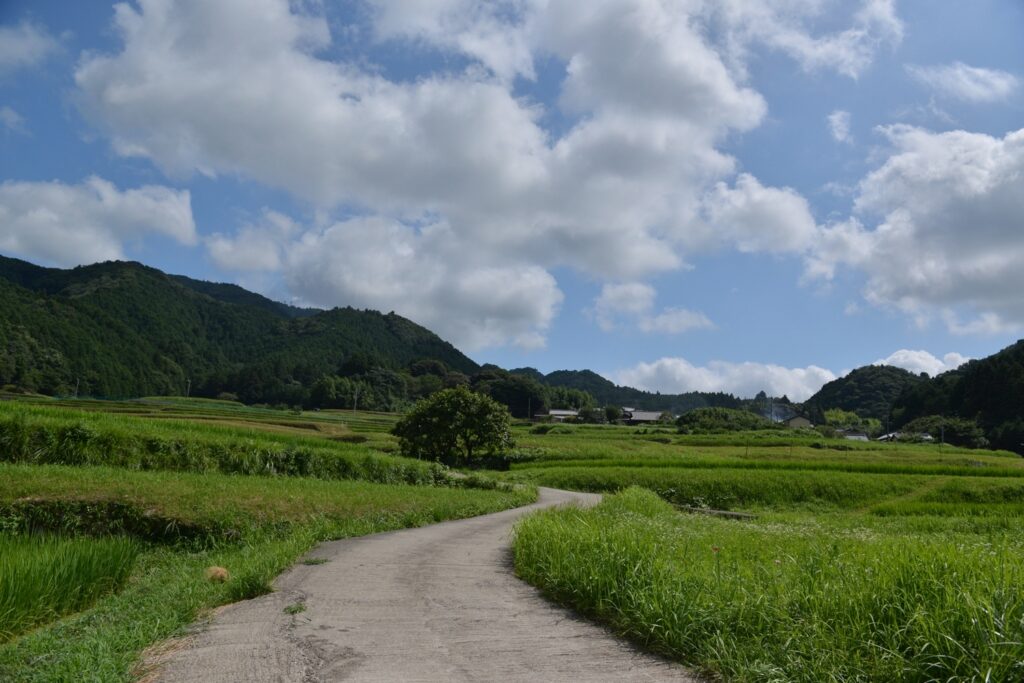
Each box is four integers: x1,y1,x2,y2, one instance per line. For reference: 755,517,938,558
73,377,80,399
185,378,191,398
353,385,359,413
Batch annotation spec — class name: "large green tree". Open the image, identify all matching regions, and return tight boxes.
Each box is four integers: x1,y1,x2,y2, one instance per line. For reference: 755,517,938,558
392,386,514,466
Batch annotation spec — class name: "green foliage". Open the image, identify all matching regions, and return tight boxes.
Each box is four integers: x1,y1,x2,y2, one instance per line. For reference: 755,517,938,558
0,255,477,405
514,488,1024,682
0,463,534,681
822,408,882,435
392,387,514,466
0,535,139,643
893,340,1024,453
676,407,783,434
902,415,988,448
0,402,443,486
804,364,924,421
543,369,741,413
472,370,549,418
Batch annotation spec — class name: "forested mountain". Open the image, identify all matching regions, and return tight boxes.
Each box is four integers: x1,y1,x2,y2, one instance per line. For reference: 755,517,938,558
0,255,477,405
892,340,1024,452
513,367,742,413
803,365,924,422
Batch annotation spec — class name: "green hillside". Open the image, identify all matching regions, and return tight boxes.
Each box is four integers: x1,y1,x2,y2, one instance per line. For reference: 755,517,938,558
0,255,477,404
538,369,741,413
803,364,924,422
893,340,1024,452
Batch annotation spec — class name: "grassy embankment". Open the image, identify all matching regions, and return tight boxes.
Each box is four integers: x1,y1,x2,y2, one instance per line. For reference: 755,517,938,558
0,397,533,682
510,422,1024,681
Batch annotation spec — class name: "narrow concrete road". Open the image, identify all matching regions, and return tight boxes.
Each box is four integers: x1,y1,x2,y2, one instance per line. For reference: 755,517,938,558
157,488,697,682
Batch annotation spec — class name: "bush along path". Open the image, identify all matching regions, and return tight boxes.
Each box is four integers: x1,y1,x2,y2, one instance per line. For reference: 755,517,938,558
154,487,696,682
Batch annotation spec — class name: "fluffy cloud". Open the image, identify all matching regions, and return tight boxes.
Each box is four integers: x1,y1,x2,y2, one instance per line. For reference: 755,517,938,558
827,110,852,143
699,173,819,253
614,357,836,401
874,349,969,376
75,0,898,348
907,62,1018,103
283,217,563,351
0,22,59,74
210,214,562,351
206,210,299,272
591,282,713,334
809,125,1024,332
0,177,195,267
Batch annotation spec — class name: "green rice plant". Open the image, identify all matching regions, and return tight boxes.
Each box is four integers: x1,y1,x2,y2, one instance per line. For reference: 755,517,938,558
514,488,1024,682
0,535,139,643
0,402,442,486
517,465,927,510
0,464,535,681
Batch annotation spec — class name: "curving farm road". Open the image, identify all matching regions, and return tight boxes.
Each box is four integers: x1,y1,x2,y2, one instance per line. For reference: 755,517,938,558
156,487,697,682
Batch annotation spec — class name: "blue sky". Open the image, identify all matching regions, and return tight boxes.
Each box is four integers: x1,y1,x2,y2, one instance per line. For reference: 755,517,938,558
2,0,1023,400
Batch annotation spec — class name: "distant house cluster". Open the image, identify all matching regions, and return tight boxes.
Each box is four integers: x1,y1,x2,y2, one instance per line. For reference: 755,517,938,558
532,407,667,424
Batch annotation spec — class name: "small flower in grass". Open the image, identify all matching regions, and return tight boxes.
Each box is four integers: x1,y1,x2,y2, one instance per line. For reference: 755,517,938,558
774,559,781,566
711,545,720,554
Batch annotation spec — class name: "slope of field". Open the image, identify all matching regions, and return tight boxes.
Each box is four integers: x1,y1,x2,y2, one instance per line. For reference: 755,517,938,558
508,423,1024,681
0,397,530,682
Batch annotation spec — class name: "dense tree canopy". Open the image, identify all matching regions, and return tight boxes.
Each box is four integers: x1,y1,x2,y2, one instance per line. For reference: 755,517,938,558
0,255,477,406
392,386,514,466
892,340,1024,453
676,407,784,434
803,365,924,422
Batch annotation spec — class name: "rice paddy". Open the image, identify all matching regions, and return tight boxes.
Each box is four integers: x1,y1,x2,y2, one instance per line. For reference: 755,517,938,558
0,397,531,681
509,423,1024,681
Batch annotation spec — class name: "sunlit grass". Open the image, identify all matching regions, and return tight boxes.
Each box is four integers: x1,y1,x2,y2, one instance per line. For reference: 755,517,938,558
515,488,1024,682
0,535,139,643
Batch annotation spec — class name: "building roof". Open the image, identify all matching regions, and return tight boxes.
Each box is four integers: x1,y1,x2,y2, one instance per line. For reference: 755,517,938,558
548,409,579,417
627,410,663,422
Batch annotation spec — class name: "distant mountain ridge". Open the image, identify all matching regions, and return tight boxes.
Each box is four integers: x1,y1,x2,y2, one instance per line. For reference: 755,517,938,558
0,254,477,400
511,367,742,413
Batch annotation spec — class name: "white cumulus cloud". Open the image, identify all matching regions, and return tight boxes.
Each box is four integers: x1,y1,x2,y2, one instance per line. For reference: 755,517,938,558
74,0,899,349
0,177,195,268
809,125,1024,333
907,62,1018,103
614,357,836,401
874,349,970,376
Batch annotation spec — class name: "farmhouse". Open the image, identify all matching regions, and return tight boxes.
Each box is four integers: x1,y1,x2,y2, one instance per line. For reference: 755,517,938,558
622,409,664,425
839,429,870,441
785,415,813,429
535,409,579,422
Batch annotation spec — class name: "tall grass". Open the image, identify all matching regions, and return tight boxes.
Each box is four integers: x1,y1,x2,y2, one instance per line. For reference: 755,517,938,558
0,464,535,680
0,535,138,643
515,488,1024,682
0,402,441,485
517,465,927,509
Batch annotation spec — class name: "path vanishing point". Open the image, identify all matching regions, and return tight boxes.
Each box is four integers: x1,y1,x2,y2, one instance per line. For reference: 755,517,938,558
155,487,697,682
